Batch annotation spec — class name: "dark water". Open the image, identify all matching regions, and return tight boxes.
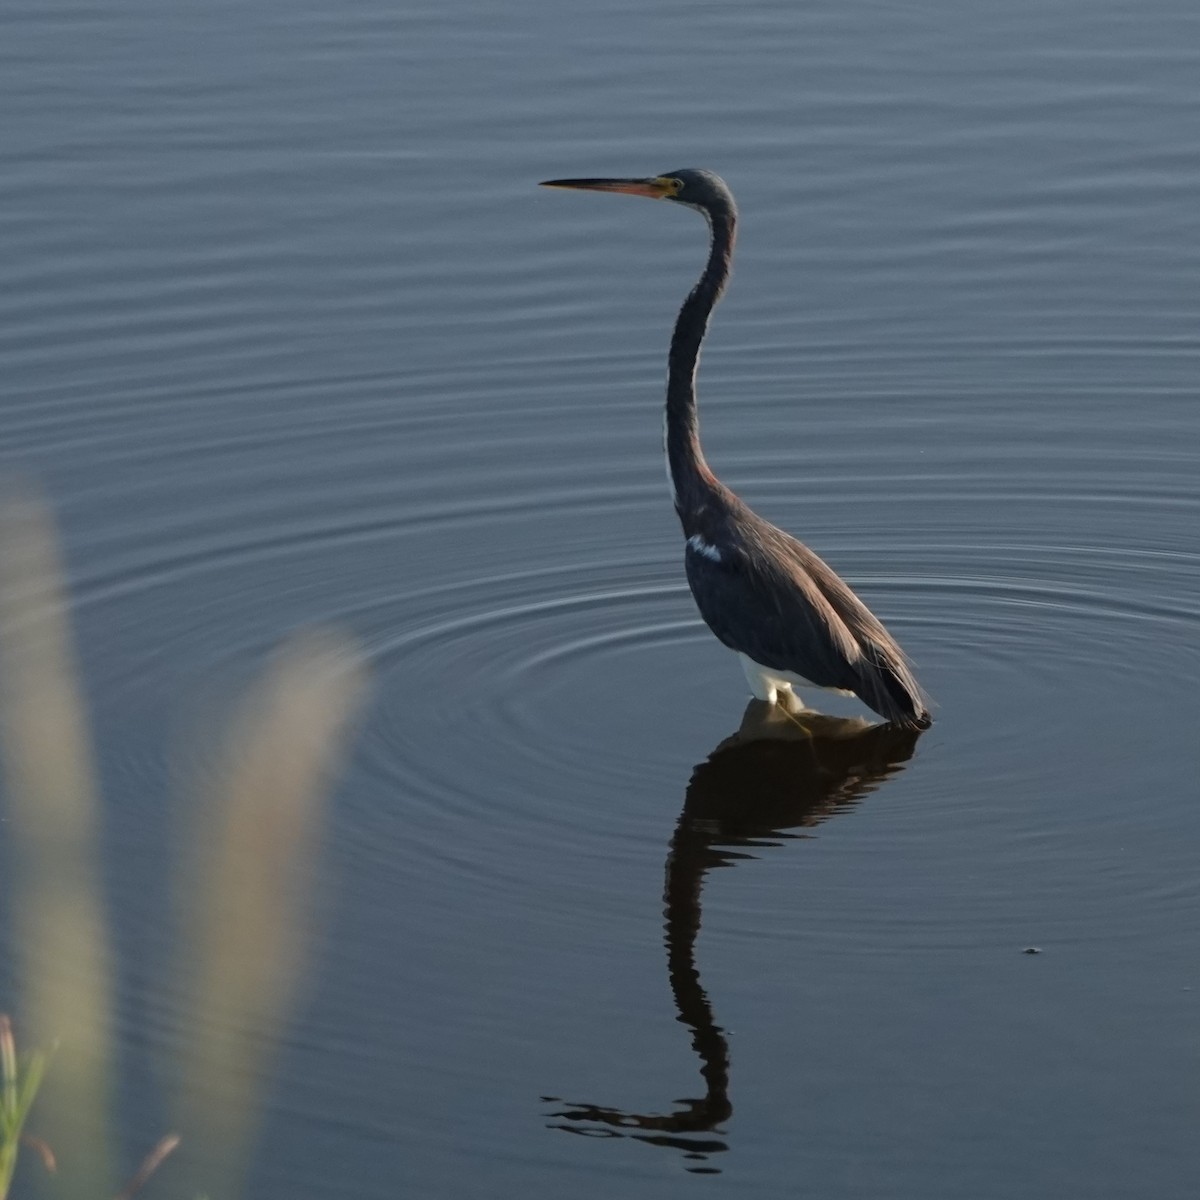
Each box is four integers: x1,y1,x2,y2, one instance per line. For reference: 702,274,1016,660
3,0,1199,1196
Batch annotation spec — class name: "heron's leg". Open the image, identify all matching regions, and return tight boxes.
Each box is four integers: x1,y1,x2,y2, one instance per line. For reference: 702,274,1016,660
738,652,796,706
738,652,776,702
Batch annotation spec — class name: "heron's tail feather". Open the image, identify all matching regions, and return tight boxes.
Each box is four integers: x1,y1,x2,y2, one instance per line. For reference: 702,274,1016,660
856,642,931,730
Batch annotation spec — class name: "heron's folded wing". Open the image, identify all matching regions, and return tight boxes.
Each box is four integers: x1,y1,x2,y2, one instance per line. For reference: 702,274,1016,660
684,536,863,691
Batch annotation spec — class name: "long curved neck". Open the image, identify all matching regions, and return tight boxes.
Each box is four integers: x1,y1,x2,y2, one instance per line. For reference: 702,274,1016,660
666,205,736,519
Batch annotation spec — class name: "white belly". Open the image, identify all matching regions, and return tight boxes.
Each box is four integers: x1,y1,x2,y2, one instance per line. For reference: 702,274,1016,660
737,652,855,707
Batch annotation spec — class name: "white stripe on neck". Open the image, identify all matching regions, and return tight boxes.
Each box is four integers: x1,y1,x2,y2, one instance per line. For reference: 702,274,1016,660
686,533,721,562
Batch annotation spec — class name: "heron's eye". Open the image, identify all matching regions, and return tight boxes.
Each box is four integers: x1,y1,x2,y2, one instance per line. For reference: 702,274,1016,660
669,178,684,194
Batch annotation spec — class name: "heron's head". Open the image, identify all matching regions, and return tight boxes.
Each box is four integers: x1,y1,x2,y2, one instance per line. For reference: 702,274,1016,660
540,169,736,220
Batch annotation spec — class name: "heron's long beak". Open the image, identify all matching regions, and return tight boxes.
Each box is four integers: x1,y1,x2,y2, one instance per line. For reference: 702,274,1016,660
539,176,673,199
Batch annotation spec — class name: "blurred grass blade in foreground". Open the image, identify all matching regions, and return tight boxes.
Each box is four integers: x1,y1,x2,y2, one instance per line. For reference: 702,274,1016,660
174,630,366,1192
0,1014,52,1200
0,488,115,1195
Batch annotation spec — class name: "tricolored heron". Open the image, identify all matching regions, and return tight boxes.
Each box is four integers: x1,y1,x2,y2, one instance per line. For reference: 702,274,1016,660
540,169,931,730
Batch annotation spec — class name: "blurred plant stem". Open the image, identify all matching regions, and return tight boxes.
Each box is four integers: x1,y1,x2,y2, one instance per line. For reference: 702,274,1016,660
174,630,365,1194
0,490,115,1195
0,1014,51,1200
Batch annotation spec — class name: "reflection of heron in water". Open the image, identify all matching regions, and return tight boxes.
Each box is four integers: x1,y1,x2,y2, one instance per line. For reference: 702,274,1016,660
545,705,922,1172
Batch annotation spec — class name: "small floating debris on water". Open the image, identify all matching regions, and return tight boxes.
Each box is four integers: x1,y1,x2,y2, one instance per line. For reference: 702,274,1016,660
1023,946,1042,955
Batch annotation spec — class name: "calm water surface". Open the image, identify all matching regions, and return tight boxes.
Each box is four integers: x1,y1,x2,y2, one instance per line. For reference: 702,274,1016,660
2,1,1199,1196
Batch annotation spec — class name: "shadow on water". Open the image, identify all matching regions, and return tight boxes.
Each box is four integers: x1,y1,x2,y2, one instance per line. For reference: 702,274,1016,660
544,702,923,1174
